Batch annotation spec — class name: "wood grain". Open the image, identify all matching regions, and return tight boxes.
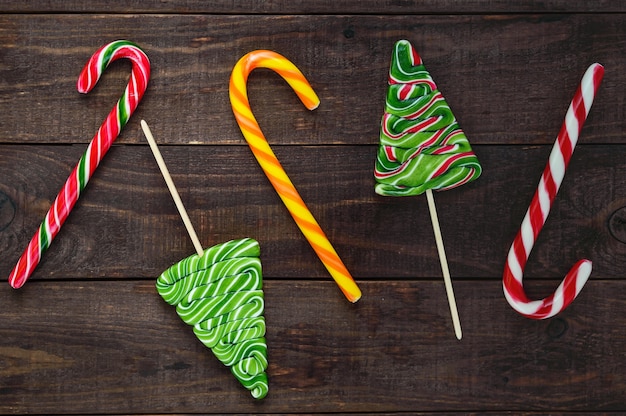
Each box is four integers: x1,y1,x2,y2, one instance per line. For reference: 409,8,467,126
0,4,625,415
1,0,625,14
1,144,625,282
0,14,623,146
0,280,624,414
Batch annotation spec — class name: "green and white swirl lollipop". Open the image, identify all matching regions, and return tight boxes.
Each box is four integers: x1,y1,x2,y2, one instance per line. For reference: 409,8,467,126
141,121,268,399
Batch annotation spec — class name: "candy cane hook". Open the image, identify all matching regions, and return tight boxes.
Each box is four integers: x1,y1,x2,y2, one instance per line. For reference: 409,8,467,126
503,63,604,319
229,50,361,303
8,40,150,288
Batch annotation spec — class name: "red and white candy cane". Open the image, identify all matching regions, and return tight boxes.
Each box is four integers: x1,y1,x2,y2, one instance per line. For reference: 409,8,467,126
8,40,150,288
503,63,604,319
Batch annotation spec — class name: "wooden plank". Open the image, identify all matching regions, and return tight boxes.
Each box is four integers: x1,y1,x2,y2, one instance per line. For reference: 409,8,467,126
1,0,625,14
1,144,624,281
0,14,623,146
0,280,624,413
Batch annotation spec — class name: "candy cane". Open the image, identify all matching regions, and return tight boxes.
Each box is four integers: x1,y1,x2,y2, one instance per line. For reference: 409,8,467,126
8,40,150,288
503,63,604,318
229,50,361,303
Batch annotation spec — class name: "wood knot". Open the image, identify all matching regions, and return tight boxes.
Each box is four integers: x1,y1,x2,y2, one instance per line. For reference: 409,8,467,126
0,191,16,231
546,318,568,339
608,207,626,244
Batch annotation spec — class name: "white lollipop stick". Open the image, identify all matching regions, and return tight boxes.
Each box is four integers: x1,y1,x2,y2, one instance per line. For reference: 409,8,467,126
140,120,204,256
426,189,462,340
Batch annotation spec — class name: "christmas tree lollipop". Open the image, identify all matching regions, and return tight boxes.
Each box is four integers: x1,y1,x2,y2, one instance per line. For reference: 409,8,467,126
141,121,268,399
374,40,482,339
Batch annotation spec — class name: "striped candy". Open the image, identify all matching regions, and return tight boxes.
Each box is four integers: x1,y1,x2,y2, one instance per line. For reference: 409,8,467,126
8,40,150,288
374,40,481,196
503,63,604,319
229,50,361,303
157,238,268,399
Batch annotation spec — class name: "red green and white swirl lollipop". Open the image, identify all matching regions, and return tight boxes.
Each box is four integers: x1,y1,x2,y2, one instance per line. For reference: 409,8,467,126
374,40,482,339
375,40,481,195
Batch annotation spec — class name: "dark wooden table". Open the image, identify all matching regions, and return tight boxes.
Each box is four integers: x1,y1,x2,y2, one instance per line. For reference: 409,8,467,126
1,1,625,414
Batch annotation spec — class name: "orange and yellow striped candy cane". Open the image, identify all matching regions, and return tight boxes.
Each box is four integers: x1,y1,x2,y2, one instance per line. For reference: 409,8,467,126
229,50,361,303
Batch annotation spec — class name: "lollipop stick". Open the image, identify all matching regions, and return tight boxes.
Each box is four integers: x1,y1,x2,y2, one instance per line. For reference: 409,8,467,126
425,189,462,340
140,120,204,257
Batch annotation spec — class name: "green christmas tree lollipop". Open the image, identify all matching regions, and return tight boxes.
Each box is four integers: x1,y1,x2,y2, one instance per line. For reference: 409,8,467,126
141,121,268,399
374,40,482,339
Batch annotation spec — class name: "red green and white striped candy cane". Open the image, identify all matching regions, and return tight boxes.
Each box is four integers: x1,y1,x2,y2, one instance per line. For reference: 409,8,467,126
8,40,150,288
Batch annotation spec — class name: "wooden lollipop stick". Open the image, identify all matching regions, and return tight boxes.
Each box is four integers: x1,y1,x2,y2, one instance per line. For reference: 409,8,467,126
425,189,462,340
140,120,204,257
